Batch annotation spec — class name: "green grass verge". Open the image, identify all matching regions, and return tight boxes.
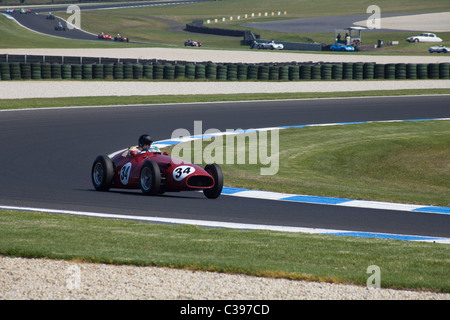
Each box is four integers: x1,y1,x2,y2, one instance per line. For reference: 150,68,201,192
169,120,450,207
1,209,449,292
1,89,450,110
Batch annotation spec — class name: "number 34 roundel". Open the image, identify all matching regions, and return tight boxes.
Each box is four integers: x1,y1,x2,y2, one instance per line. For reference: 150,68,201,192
173,165,195,181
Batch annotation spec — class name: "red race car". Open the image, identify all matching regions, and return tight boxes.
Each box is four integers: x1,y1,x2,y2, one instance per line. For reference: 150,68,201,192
98,33,112,40
91,148,223,199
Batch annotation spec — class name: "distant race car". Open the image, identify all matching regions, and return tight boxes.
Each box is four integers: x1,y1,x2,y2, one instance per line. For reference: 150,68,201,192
55,22,66,31
98,33,112,40
184,39,202,47
114,35,129,42
91,148,223,198
330,43,355,51
429,45,448,53
406,33,442,43
6,8,15,13
251,41,284,50
20,8,31,14
46,13,55,20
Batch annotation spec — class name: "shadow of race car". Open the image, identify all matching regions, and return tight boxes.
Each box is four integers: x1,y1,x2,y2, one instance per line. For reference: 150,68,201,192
92,148,223,199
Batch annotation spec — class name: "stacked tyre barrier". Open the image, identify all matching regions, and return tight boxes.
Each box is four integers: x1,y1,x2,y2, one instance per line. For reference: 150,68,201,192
1,61,450,81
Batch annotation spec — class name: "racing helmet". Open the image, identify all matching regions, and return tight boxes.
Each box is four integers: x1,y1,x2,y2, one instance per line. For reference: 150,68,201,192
138,134,153,147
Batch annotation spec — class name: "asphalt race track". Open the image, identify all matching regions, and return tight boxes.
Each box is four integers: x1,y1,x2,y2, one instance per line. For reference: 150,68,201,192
242,13,418,34
1,96,449,238
6,8,96,41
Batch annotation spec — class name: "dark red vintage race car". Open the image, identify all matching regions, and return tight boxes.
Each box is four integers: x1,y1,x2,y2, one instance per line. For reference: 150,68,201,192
91,148,223,199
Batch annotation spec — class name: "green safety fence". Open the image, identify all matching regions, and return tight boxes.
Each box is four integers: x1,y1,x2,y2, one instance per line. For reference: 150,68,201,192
1,61,450,81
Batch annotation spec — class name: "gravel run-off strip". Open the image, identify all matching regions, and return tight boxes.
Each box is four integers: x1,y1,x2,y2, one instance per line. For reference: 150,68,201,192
0,80,449,99
2,48,450,64
1,256,449,300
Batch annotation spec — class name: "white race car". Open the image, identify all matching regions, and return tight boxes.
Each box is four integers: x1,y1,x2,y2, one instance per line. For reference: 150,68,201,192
184,39,201,47
429,45,448,53
6,8,15,13
251,40,284,50
406,33,442,43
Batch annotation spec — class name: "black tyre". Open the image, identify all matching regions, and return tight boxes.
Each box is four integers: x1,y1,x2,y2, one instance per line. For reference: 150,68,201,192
203,163,223,199
92,155,114,191
140,160,161,195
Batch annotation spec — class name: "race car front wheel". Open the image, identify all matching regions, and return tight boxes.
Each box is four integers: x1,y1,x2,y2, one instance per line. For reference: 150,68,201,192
203,163,223,199
92,155,114,191
140,160,161,195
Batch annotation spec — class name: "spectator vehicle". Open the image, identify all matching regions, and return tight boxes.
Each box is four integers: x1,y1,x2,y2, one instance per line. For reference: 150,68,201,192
406,33,442,43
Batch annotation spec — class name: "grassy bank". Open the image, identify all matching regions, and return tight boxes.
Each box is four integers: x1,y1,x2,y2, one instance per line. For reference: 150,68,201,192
53,0,450,52
2,0,450,52
0,209,449,292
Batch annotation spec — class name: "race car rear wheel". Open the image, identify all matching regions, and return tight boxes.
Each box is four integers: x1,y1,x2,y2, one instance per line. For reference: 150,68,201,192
140,160,161,195
203,163,223,199
92,155,114,191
